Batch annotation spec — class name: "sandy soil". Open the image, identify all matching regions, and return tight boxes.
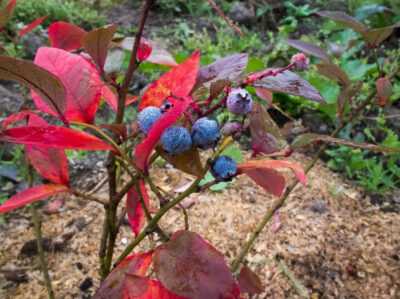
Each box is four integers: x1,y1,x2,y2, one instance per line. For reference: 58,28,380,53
0,153,399,299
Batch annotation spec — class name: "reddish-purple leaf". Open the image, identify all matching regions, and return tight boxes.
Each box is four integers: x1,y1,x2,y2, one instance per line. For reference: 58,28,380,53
286,39,330,62
127,180,149,236
363,23,400,47
250,103,287,156
316,63,351,87
48,21,87,51
0,125,115,151
94,251,154,299
197,53,248,87
317,11,368,34
1,111,39,129
121,38,177,67
0,55,67,123
239,160,307,186
0,184,69,213
0,0,16,28
139,51,200,110
25,114,69,185
255,87,273,105
31,47,105,123
157,147,204,177
241,167,286,197
238,266,264,295
239,160,307,185
82,24,118,71
153,231,240,299
376,76,392,107
18,16,47,37
135,96,192,172
137,38,152,62
253,70,324,103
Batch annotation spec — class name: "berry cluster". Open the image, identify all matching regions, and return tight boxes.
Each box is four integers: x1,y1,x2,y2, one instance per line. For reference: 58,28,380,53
137,88,254,181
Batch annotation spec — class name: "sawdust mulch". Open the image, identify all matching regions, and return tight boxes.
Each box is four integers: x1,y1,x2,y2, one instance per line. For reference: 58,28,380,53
0,153,399,299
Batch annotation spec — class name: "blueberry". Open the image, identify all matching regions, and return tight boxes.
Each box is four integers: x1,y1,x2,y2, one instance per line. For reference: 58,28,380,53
191,117,220,149
138,106,162,134
226,88,253,115
211,155,237,181
161,126,192,155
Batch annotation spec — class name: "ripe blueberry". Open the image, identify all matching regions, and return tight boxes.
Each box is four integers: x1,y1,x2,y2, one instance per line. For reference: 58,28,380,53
137,106,162,134
161,126,192,155
211,155,238,181
191,117,220,149
226,88,253,115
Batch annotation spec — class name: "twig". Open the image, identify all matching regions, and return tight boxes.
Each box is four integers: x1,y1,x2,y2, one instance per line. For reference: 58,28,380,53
114,137,234,265
206,0,243,36
30,206,55,299
276,257,309,298
230,65,400,273
116,0,154,123
27,167,55,299
230,69,395,272
70,189,108,206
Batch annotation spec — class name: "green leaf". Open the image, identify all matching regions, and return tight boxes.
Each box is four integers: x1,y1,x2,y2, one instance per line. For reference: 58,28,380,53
341,60,376,80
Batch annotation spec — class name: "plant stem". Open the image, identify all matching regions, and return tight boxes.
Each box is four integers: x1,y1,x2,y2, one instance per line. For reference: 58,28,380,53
230,78,385,273
114,177,202,265
100,0,154,279
27,166,55,299
116,0,154,124
30,206,55,299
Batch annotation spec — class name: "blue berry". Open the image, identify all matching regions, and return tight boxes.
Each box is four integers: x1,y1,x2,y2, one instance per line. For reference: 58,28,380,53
191,117,220,149
211,155,237,181
138,106,162,134
161,126,192,155
226,88,253,115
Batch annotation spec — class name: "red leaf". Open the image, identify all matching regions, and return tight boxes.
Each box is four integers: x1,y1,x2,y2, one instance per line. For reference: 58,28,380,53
0,56,67,124
18,16,47,37
238,266,264,295
139,51,200,110
255,87,273,105
6,0,16,14
127,180,149,236
376,76,392,107
25,114,69,185
1,111,38,129
82,24,118,71
137,38,152,62
121,38,177,67
134,96,192,172
48,21,87,51
94,251,155,299
0,0,16,28
153,231,240,299
238,160,307,196
31,47,105,123
241,167,286,197
0,184,69,213
0,125,115,151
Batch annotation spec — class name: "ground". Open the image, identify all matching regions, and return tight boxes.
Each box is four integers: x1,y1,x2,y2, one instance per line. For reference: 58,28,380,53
0,153,399,299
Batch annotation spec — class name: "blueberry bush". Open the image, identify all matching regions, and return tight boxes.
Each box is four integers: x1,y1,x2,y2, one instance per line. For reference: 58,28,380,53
0,0,399,298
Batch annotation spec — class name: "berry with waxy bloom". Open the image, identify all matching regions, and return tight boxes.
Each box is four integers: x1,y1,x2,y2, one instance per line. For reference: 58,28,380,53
211,155,238,181
191,117,220,149
226,88,253,115
161,126,192,155
221,121,242,136
137,106,162,134
290,52,309,71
